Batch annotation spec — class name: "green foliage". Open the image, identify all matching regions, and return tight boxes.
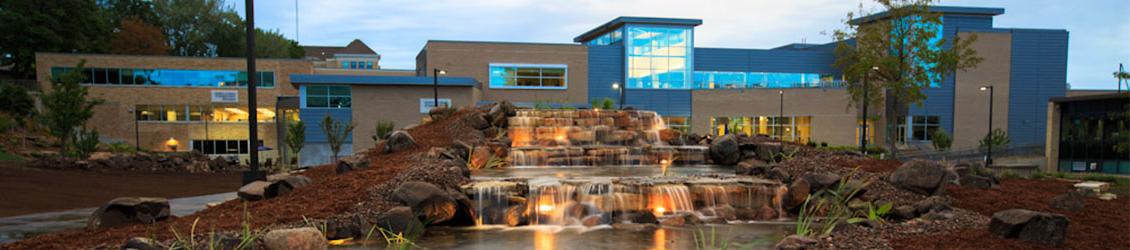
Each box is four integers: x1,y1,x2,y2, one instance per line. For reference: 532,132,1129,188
832,0,982,158
302,215,328,234
0,84,35,122
931,130,952,152
693,227,744,250
848,201,893,224
0,0,112,77
153,0,302,58
373,121,396,141
533,102,552,110
285,120,305,164
41,62,102,157
978,128,1010,149
0,116,14,133
72,128,100,158
795,170,869,237
464,145,507,169
820,142,829,148
320,115,355,162
601,97,616,109
378,226,418,250
107,142,135,153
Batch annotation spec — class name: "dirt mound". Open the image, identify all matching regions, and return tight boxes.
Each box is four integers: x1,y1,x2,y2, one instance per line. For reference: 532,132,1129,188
1,109,487,250
892,179,1130,249
775,149,924,207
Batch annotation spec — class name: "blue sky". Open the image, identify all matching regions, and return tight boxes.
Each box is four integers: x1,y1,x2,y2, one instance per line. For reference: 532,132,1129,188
232,0,1129,90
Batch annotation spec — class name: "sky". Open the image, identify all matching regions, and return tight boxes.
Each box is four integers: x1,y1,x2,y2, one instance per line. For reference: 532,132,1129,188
231,0,1130,90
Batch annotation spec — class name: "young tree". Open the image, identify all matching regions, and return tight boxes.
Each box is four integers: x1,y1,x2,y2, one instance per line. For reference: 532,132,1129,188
833,0,982,158
41,62,102,157
111,17,169,55
0,0,111,77
285,120,305,165
320,115,355,163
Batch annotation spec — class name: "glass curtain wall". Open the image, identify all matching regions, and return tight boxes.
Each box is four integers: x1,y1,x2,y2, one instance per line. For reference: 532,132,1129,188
626,26,693,89
1058,99,1129,174
52,67,274,88
710,116,812,143
694,71,842,89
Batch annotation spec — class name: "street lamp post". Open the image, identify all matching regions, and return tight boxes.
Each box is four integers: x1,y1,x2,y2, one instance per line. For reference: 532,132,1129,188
860,66,878,154
612,82,624,109
242,0,264,185
980,85,995,166
778,90,784,140
433,68,446,109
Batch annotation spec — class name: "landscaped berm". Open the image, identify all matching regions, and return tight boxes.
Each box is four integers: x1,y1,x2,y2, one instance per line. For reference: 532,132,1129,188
2,103,1127,249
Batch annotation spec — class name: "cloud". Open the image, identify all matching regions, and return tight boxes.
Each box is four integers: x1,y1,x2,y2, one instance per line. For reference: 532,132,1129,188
237,0,1128,89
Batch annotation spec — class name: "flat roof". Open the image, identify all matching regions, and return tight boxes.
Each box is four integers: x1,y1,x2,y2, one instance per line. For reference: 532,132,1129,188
573,16,703,43
1050,92,1129,103
849,6,1005,25
290,74,476,87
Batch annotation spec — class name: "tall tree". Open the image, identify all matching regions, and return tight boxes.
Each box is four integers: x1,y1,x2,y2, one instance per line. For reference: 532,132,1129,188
153,0,232,57
0,0,111,78
111,17,169,55
832,0,982,157
41,62,102,157
101,0,159,27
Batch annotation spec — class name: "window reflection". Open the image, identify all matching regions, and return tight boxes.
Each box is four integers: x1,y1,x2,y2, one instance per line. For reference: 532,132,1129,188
135,105,276,123
711,116,812,143
694,71,842,89
51,67,274,88
489,64,568,89
626,26,692,89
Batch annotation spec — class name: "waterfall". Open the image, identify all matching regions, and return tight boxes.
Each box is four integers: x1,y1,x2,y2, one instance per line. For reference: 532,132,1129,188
506,109,707,167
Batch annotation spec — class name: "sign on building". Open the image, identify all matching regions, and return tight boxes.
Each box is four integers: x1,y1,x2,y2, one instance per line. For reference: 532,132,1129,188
211,90,239,103
420,98,452,113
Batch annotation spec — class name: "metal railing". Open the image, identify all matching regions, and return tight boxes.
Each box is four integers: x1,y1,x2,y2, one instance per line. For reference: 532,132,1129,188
896,143,1046,162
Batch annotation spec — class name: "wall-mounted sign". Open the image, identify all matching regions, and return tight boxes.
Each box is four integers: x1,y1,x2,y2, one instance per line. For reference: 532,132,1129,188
420,98,452,113
211,90,239,103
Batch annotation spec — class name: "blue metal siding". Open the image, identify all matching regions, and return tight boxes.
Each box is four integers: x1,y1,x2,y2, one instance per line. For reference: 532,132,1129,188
587,45,624,105
625,90,692,117
1008,29,1068,145
299,108,353,143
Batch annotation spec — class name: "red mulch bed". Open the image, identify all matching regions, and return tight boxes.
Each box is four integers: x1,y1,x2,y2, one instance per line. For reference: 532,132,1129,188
1,110,483,250
893,179,1130,249
831,156,902,173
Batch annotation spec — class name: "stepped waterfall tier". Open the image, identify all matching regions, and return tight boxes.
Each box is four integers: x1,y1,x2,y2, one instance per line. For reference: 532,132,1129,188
507,109,708,166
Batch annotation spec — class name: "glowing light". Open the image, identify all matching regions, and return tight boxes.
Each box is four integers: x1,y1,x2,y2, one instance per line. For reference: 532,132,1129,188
327,238,352,246
659,159,670,165
538,204,555,214
654,206,666,214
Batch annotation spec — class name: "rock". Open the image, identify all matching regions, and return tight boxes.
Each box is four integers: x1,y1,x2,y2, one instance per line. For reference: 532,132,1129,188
659,128,683,145
324,216,369,240
384,130,417,153
88,152,114,161
630,211,659,224
581,215,605,227
1050,191,1085,212
1098,193,1117,201
989,209,1069,246
708,134,742,165
959,175,995,189
766,168,791,183
611,223,659,231
713,205,737,221
262,227,328,250
660,214,685,226
336,160,354,174
757,205,778,220
488,101,516,127
754,142,783,162
681,213,704,225
266,175,312,198
803,173,841,192
122,237,165,250
923,209,955,221
87,197,170,230
735,159,770,176
841,179,869,198
391,181,457,224
913,196,952,215
238,181,273,201
376,206,426,237
467,113,491,130
890,159,953,195
775,235,817,250
467,146,491,169
784,179,811,211
892,205,918,220
208,157,231,171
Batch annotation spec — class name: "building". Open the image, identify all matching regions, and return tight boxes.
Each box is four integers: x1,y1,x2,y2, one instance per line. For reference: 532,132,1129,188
1046,92,1129,175
36,6,1076,167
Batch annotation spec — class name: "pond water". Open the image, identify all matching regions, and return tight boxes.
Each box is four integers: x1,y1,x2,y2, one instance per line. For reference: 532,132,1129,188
0,192,236,243
336,223,789,250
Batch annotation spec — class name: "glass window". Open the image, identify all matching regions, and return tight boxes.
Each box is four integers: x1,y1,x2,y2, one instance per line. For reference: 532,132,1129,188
585,28,623,46
693,71,841,89
712,115,813,143
488,64,568,89
192,140,262,155
899,115,941,142
304,85,352,108
52,67,274,88
626,26,692,89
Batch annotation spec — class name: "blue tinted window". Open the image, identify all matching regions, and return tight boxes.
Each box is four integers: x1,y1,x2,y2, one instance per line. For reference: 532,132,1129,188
626,26,692,89
694,71,842,89
51,67,274,88
488,64,567,89
585,28,623,46
304,85,351,108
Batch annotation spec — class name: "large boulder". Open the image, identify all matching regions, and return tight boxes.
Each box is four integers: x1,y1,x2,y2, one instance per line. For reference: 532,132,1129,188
238,181,273,201
262,227,328,250
709,134,742,165
803,173,842,192
735,159,770,176
375,206,426,237
1050,191,1085,212
86,197,170,230
266,175,313,198
959,175,995,189
391,181,457,224
784,179,811,211
889,159,954,195
324,215,370,240
989,209,1069,246
488,101,516,127
122,237,165,250
384,130,417,153
913,195,952,215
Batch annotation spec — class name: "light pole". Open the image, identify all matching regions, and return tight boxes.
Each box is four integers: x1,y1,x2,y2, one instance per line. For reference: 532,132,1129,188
778,90,784,140
433,68,446,109
980,85,995,165
612,82,624,109
243,0,264,184
861,66,878,154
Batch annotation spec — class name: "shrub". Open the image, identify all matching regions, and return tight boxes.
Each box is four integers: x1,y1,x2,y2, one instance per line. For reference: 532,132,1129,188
320,115,355,162
373,120,395,141
72,128,99,158
0,115,13,133
107,142,134,153
0,83,35,122
820,142,829,148
931,130,952,153
601,97,616,110
979,128,1010,150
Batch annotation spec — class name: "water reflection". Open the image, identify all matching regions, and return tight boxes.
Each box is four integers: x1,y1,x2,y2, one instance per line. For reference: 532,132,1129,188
336,224,786,250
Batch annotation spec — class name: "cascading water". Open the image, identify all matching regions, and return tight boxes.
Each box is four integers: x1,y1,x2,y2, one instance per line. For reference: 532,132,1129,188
507,109,708,166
